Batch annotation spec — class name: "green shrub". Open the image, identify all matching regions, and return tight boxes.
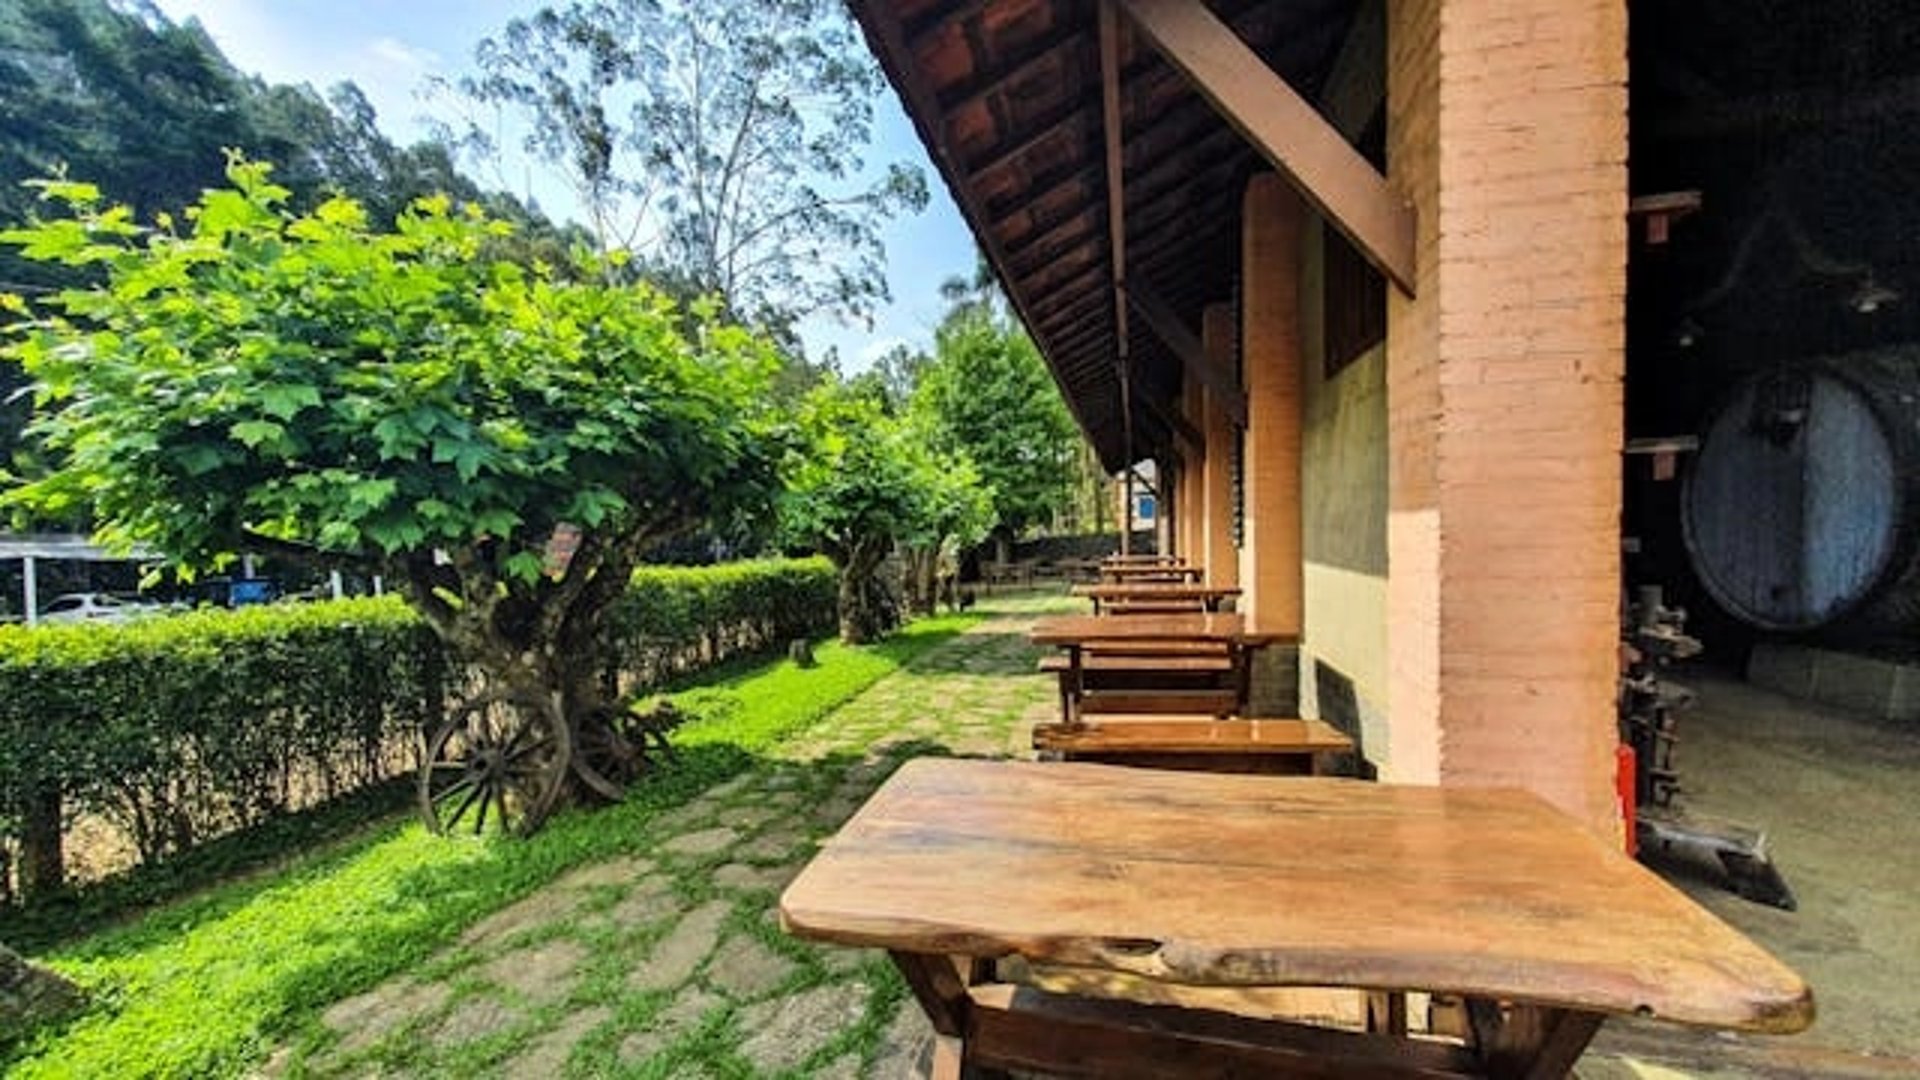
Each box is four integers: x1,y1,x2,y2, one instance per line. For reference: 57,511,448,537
0,557,835,901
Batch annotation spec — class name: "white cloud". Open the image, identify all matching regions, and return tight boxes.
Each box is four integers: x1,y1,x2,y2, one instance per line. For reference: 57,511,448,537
368,36,440,70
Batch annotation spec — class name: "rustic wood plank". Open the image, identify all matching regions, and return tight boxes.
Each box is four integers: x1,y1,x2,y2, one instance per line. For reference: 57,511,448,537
1030,612,1280,646
1079,687,1240,715
1038,654,1235,673
965,983,1479,1079
1073,582,1241,614
1032,716,1353,755
781,760,1815,1034
1118,0,1416,294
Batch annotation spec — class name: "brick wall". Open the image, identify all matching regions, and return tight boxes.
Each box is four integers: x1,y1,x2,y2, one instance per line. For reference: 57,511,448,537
1385,0,1627,835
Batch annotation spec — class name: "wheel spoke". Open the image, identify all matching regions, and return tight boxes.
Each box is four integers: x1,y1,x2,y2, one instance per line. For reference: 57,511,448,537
474,785,493,835
432,775,477,807
507,735,556,765
446,781,483,829
501,717,532,757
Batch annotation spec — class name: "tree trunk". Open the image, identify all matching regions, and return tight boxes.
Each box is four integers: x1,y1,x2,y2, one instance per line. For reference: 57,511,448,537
836,545,894,645
19,783,64,902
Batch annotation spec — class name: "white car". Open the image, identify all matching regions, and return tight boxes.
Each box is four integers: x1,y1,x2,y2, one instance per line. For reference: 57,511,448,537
37,592,161,625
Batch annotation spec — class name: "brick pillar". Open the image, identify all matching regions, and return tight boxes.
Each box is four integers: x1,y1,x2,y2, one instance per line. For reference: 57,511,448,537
1385,0,1626,836
1238,174,1304,639
1200,305,1240,588
1239,175,1305,716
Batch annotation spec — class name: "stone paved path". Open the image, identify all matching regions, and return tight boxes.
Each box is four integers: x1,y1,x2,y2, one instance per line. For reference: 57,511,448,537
277,593,1695,1079
284,596,1061,1079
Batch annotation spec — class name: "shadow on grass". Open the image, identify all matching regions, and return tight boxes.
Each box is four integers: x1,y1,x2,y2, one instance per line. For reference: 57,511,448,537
4,611,988,1077
1,779,416,955
894,628,1045,678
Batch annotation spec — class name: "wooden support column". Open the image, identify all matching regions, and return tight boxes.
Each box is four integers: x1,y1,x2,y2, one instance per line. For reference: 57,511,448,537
1384,0,1627,835
1178,371,1205,562
1200,304,1240,589
1238,175,1304,639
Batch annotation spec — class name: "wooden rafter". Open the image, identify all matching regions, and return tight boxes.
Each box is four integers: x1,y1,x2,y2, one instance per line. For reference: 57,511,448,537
847,1,1106,448
1141,391,1204,454
1127,281,1248,427
1118,0,1416,295
1099,0,1134,466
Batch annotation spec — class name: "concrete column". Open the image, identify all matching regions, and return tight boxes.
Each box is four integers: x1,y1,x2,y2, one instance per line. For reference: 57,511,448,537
1385,0,1627,835
1200,305,1240,588
1238,174,1305,640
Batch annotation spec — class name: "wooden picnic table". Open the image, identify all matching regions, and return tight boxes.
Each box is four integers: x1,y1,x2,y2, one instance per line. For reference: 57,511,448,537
1031,613,1279,724
1101,553,1187,565
1072,582,1240,614
1100,563,1206,583
780,759,1813,1080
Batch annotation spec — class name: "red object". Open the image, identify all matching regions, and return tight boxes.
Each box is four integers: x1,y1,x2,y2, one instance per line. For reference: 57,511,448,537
1616,743,1638,857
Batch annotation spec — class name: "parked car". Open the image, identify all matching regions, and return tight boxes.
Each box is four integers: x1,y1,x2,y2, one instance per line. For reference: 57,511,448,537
37,592,163,624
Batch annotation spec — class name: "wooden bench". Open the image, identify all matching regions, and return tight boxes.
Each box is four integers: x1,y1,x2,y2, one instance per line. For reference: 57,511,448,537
1102,599,1209,615
1032,715,1353,774
1036,654,1233,674
1038,650,1238,720
1077,688,1241,716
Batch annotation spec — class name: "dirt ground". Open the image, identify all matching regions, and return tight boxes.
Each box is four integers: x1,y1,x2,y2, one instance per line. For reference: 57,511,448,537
1588,668,1920,1077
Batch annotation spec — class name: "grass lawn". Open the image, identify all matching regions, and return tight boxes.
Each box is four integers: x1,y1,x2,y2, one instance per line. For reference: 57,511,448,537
2,612,983,1079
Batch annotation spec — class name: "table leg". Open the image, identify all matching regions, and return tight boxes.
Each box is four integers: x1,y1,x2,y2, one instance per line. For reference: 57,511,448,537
1067,644,1084,728
889,951,1003,1080
1466,998,1607,1080
1366,990,1408,1036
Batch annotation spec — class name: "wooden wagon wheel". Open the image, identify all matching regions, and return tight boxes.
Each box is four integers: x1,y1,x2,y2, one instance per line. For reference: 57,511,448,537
570,699,684,803
418,690,571,838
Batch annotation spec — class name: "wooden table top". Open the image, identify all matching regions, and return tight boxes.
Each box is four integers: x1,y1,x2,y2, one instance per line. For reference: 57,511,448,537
780,759,1813,1035
1101,564,1204,580
1029,613,1280,646
1071,583,1242,600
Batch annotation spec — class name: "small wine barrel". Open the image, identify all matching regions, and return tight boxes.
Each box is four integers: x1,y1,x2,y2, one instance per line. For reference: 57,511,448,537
1682,350,1920,634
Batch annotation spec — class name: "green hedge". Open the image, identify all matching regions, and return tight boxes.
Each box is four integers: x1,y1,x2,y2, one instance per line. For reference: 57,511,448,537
0,557,835,901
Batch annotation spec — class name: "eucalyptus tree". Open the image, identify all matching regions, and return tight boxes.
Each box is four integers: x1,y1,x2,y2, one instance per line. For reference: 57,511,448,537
0,160,782,832
443,0,927,330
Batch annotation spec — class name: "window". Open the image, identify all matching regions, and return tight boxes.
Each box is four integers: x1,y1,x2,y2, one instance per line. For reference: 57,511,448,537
1323,108,1387,379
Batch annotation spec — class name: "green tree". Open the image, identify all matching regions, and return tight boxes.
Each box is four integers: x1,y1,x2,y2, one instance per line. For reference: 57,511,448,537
443,0,928,331
897,435,995,615
1,160,781,829
778,381,989,641
910,298,1079,552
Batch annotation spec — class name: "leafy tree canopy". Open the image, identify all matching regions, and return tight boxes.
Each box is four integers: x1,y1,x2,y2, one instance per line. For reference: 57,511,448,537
909,291,1080,539
0,159,781,700
443,0,928,334
779,379,992,641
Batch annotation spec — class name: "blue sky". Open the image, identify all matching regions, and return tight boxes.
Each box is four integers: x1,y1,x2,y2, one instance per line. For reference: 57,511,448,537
147,0,977,370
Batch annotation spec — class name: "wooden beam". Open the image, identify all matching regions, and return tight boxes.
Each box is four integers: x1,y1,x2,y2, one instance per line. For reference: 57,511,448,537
1098,0,1133,463
1128,281,1247,427
1141,393,1203,454
1118,0,1416,295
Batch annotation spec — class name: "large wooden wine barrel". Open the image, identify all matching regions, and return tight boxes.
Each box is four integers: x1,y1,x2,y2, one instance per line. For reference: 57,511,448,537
1682,350,1920,634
